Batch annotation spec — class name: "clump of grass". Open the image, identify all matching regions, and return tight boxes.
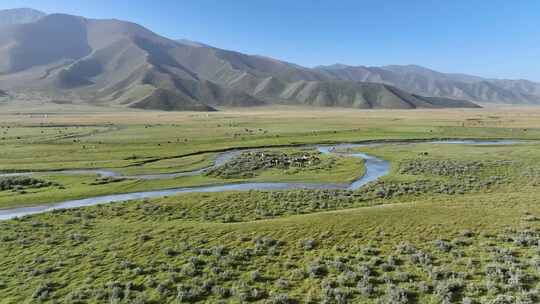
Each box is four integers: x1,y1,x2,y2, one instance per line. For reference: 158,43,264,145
206,150,324,179
0,176,60,192
2,133,540,302
3,200,540,303
90,176,126,185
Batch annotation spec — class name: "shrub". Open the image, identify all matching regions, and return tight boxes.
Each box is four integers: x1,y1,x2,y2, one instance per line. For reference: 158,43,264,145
250,270,262,282
129,294,149,304
462,297,473,304
355,264,372,279
156,283,170,297
394,271,411,283
176,284,205,302
380,263,394,272
110,285,124,303
395,242,416,255
270,293,293,304
64,288,92,303
461,230,474,237
330,260,347,273
290,269,306,280
410,251,432,265
181,263,199,277
120,260,134,269
275,278,289,289
357,280,374,297
307,262,327,277
249,287,266,300
206,150,323,179
415,281,430,294
384,284,409,304
337,271,358,286
218,270,234,281
212,285,231,298
299,239,317,250
434,239,452,252
32,282,53,300
0,176,59,191
133,267,145,275
333,287,352,304
434,279,464,303
490,294,515,304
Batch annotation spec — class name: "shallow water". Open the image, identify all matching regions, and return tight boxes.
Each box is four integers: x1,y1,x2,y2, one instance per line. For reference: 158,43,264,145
0,139,521,220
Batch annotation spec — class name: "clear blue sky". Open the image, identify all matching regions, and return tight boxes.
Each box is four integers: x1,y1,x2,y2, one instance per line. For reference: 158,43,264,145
2,0,540,81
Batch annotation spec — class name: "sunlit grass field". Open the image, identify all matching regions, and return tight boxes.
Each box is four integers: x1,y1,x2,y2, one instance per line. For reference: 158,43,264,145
2,105,540,303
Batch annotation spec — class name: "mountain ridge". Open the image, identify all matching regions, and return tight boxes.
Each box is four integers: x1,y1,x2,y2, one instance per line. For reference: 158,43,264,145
0,9,484,111
315,64,540,104
0,8,46,27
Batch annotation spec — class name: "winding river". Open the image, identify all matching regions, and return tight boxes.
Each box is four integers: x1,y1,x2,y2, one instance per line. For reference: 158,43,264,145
0,139,520,220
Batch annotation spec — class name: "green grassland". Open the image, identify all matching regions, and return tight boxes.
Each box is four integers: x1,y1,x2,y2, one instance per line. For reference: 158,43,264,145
0,148,363,209
2,107,540,303
1,108,539,175
0,107,538,208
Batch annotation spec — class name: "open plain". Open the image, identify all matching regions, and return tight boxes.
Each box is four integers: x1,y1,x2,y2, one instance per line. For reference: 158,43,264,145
1,106,540,303
1,2,540,303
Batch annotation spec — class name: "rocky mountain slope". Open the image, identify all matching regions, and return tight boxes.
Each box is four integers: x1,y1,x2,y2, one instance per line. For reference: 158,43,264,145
0,9,481,111
0,13,264,111
316,64,540,104
0,8,45,27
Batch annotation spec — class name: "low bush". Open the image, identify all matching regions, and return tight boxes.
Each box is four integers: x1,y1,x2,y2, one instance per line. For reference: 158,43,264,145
0,176,60,192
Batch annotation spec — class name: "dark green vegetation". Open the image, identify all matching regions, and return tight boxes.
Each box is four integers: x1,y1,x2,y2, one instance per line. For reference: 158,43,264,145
89,177,126,186
206,150,324,179
0,176,61,193
376,159,512,197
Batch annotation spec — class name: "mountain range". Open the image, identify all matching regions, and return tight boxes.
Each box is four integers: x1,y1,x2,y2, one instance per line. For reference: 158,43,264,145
0,8,538,111
315,64,540,105
0,8,45,27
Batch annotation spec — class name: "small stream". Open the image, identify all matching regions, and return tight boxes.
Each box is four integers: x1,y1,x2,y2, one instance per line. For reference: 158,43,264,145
0,140,519,220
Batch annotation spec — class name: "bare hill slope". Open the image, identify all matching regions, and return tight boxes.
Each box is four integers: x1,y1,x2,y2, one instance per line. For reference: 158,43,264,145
0,10,480,111
316,64,540,104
